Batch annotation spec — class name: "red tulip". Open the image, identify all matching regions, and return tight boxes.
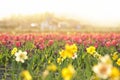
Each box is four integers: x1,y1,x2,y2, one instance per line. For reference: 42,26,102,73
15,41,21,47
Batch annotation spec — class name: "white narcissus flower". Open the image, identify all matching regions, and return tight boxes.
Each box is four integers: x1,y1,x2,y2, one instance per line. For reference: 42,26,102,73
15,50,28,63
92,63,112,79
99,54,112,64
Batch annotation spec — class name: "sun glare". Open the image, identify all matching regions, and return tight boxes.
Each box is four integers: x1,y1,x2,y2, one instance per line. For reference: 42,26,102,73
0,0,120,27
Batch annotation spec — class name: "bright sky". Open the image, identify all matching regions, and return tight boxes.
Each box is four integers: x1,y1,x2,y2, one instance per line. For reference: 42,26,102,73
0,0,120,27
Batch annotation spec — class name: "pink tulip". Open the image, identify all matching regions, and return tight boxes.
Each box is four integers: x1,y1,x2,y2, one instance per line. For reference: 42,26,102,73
105,41,111,47
48,40,54,46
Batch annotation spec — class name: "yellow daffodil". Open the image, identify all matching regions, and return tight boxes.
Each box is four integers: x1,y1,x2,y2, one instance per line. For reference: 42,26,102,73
116,58,120,66
59,50,67,59
110,67,120,80
112,52,118,60
47,64,57,72
62,65,75,80
60,44,77,59
11,47,17,55
65,44,77,54
20,70,32,80
70,44,77,53
64,50,74,58
65,44,72,52
86,46,96,55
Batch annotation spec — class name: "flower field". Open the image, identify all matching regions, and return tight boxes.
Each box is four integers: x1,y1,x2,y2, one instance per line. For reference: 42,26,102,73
0,32,120,80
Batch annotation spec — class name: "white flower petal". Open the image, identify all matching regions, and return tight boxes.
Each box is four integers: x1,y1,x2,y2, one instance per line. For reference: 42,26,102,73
14,50,28,63
15,52,19,57
24,51,27,55
16,57,20,62
20,59,24,63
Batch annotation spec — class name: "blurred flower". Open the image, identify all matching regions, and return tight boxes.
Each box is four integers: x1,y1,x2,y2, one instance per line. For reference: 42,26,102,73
111,40,117,46
110,67,120,80
47,64,57,72
65,44,77,54
100,54,112,64
105,41,111,47
94,43,98,48
62,65,75,80
11,47,17,55
64,50,73,59
92,63,112,79
116,58,120,66
47,40,54,46
60,44,77,59
15,41,21,47
1,40,6,45
86,46,96,55
112,52,118,60
42,70,49,79
39,43,45,50
92,55,113,79
15,50,28,63
20,70,32,80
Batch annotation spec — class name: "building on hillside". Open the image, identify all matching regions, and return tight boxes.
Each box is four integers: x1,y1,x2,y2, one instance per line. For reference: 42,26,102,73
40,17,58,31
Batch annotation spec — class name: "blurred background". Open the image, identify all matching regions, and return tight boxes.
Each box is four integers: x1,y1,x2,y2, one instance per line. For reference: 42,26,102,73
0,0,120,32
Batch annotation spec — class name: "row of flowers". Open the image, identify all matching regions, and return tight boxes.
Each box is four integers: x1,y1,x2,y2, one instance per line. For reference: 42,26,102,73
1,33,120,48
0,33,120,80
